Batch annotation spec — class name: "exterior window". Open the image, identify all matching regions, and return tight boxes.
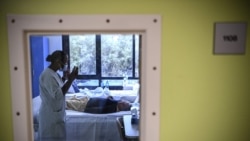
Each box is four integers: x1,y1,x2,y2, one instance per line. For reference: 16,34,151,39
69,35,96,75
101,34,133,77
63,34,140,90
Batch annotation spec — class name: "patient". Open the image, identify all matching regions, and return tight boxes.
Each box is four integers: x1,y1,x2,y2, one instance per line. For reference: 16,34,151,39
66,95,132,114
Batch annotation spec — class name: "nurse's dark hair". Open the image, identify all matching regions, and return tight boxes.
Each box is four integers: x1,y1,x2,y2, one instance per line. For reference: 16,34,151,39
46,50,66,62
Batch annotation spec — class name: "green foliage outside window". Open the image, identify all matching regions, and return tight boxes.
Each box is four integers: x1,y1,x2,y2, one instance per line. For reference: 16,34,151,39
68,34,140,88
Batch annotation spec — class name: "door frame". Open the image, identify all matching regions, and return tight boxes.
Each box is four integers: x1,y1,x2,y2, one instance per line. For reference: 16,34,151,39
7,14,161,141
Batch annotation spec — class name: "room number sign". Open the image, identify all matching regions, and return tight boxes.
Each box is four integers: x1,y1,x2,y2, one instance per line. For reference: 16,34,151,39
214,22,247,54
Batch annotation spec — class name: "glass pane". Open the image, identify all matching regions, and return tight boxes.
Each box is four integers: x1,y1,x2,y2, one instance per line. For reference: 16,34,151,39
76,79,99,87
69,35,96,75
101,79,123,86
135,35,140,78
101,34,133,77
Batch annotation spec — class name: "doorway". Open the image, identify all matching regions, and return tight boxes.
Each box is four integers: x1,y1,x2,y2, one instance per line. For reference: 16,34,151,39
7,14,161,141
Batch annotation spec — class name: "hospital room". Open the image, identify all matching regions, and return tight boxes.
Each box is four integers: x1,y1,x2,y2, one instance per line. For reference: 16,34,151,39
31,34,141,141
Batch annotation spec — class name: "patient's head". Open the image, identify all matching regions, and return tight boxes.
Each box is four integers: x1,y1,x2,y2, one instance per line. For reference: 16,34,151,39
117,100,131,111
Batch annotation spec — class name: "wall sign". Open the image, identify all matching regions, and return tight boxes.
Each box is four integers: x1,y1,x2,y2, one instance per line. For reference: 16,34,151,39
214,22,247,54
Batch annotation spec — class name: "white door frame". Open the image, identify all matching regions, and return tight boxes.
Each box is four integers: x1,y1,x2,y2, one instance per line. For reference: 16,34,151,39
7,14,161,141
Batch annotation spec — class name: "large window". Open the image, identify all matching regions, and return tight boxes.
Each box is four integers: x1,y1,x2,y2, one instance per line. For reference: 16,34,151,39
63,34,141,90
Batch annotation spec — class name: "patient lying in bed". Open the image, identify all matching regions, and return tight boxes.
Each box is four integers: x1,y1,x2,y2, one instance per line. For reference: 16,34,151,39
66,95,132,114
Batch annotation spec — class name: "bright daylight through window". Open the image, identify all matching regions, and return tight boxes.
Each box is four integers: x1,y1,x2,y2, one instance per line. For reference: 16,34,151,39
63,34,141,90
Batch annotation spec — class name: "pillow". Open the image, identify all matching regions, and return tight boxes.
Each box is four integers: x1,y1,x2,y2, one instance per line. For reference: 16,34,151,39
32,96,41,113
120,95,137,103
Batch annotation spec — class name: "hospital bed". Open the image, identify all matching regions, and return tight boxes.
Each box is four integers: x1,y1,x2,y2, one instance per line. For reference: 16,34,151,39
32,88,137,141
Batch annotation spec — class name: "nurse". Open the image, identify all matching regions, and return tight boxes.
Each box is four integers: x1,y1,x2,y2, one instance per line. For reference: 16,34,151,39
38,50,78,141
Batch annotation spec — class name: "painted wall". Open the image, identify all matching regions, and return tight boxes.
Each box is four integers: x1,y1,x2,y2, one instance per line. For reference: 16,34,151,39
0,0,249,141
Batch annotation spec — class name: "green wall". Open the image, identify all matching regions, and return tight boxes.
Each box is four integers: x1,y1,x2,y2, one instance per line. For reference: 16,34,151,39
0,0,249,141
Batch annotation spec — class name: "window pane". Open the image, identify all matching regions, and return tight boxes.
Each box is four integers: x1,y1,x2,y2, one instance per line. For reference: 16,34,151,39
135,35,140,78
76,79,99,87
101,79,123,86
101,34,133,77
69,35,96,75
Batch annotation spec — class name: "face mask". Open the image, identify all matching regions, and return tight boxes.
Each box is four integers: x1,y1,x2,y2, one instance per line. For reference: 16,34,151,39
59,64,68,71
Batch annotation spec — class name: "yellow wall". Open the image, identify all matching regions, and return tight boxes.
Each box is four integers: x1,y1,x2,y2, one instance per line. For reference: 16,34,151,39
0,0,249,141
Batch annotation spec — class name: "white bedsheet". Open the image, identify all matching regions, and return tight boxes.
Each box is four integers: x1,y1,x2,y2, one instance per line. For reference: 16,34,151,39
33,90,135,141
65,116,122,141
66,109,131,118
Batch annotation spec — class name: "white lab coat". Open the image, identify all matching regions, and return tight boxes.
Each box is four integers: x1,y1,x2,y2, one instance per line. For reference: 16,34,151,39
38,68,66,140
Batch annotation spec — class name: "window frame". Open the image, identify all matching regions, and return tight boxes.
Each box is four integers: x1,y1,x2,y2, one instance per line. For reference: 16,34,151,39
62,34,141,90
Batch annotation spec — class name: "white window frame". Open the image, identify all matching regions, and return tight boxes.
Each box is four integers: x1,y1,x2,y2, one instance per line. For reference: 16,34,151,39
7,14,161,141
